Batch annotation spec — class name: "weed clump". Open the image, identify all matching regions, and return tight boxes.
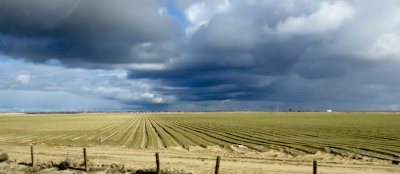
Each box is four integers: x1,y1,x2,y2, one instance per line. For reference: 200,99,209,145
57,161,70,170
0,153,8,162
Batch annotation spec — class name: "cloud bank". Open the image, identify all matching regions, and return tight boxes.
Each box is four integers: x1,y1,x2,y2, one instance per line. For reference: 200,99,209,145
1,0,400,111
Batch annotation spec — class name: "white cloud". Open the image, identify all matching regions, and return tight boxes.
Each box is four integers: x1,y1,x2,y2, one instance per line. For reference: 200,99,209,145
368,33,400,58
128,63,165,71
141,42,152,47
184,2,209,37
184,0,232,37
16,74,30,84
143,92,164,103
276,1,354,35
158,7,167,16
216,0,231,13
96,71,126,79
0,60,172,111
0,89,123,112
185,2,207,25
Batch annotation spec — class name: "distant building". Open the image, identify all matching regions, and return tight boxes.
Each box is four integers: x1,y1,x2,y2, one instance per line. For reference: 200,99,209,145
326,109,333,112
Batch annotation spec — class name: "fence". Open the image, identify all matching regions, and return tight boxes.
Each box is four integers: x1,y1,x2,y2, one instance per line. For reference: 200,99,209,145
17,145,343,174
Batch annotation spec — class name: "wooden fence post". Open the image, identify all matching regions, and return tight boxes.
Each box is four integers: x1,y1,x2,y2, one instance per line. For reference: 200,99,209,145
155,152,160,174
313,160,317,174
215,156,221,174
30,146,35,167
83,148,88,172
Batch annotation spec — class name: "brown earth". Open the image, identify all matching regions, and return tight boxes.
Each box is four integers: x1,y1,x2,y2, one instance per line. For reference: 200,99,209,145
0,144,399,174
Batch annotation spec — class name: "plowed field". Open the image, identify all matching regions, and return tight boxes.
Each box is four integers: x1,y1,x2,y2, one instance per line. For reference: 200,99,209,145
0,112,399,160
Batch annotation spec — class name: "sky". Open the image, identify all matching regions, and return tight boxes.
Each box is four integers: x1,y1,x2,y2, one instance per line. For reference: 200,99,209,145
1,0,400,111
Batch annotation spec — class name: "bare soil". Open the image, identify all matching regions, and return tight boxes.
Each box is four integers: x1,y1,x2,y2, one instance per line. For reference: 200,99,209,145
1,144,399,174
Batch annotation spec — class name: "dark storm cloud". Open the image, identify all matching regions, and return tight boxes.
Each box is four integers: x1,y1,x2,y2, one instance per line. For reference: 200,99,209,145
0,0,178,64
128,0,400,110
2,0,400,110
127,0,349,103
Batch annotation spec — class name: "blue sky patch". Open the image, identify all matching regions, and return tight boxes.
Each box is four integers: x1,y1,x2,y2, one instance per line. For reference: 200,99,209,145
166,2,188,27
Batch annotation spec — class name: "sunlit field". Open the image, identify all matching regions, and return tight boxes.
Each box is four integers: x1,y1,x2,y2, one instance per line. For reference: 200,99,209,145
0,112,399,160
